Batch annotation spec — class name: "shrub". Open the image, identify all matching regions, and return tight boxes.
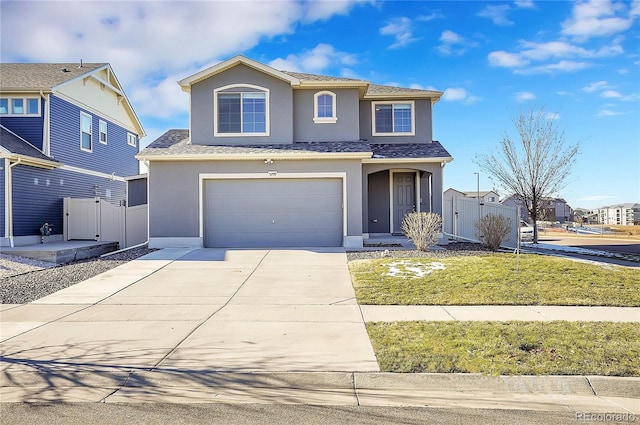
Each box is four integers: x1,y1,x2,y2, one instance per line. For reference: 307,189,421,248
401,212,442,251
475,214,512,251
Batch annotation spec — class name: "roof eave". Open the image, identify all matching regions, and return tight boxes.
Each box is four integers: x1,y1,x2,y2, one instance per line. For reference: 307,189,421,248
362,156,453,164
0,153,61,169
137,151,373,162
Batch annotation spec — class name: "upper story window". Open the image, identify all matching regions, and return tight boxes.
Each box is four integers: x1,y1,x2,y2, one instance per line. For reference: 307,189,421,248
127,133,137,147
99,120,108,144
313,91,337,123
372,101,415,136
80,112,92,152
214,84,269,137
0,97,40,116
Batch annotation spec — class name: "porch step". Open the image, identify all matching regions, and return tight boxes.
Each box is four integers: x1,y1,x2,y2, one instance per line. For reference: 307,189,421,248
1,241,119,264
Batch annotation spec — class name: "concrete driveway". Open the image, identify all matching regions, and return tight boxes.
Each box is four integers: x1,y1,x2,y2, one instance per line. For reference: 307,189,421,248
1,248,379,401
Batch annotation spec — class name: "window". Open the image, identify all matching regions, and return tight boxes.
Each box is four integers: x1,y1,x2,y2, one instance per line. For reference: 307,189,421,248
372,101,415,135
313,91,337,123
214,85,269,136
80,112,92,151
99,120,108,144
127,133,137,147
0,97,40,116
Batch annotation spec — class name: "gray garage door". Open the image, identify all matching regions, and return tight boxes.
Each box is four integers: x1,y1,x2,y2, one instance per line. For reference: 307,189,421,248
204,178,343,248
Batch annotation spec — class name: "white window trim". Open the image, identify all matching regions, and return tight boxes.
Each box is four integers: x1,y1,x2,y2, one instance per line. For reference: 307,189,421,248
80,111,92,152
127,132,137,147
99,120,108,144
313,91,337,124
371,100,415,136
213,84,270,137
0,96,41,116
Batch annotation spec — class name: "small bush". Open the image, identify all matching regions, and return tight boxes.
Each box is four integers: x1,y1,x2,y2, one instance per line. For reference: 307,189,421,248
475,214,512,251
401,212,442,251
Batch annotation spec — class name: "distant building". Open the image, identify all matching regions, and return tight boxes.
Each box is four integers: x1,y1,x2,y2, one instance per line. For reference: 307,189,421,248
594,203,640,225
444,188,500,204
501,195,574,224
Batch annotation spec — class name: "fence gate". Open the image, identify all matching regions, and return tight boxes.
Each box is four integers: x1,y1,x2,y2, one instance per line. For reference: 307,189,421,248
64,198,100,240
443,196,519,248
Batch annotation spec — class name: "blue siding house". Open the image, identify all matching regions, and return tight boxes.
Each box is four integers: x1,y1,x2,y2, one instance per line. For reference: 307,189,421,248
0,63,145,247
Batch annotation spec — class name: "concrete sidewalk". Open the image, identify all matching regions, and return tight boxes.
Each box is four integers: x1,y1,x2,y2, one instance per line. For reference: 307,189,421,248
360,305,640,322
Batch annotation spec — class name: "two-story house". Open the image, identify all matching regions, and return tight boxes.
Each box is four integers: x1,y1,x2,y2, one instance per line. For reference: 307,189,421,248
0,63,145,247
137,56,452,249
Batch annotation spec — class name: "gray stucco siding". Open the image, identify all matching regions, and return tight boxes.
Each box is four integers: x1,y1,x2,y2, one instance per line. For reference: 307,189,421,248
190,64,293,145
359,99,433,143
292,89,360,142
148,159,363,242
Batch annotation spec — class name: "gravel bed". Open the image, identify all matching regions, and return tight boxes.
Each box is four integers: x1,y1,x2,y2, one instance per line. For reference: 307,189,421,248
0,247,156,304
347,242,490,261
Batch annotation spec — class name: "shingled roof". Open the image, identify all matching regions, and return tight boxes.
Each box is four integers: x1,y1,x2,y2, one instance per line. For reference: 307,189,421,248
0,125,60,167
138,129,452,161
0,63,106,91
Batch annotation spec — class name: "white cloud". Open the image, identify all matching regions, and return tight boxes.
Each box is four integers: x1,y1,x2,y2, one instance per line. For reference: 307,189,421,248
380,17,418,49
0,0,368,126
488,50,528,67
514,60,592,75
437,30,476,56
515,91,536,102
562,0,636,40
546,112,561,121
601,90,622,98
477,4,513,26
417,12,445,22
302,0,372,22
442,87,482,105
268,44,357,74
515,0,535,9
596,109,623,117
581,81,610,92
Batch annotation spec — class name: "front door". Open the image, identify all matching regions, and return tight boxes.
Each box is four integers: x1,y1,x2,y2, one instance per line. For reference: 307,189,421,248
393,173,415,234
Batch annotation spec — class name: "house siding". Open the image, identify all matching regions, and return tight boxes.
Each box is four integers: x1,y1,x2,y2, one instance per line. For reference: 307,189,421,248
0,101,45,150
49,95,139,176
190,64,294,145
0,160,5,238
11,164,125,237
292,89,360,142
148,159,363,240
358,99,433,143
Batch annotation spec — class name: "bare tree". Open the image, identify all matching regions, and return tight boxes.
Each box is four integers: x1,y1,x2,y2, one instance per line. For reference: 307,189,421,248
475,107,579,243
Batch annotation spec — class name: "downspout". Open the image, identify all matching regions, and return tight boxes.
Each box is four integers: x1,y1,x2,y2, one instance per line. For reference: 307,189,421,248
6,158,21,247
41,91,51,156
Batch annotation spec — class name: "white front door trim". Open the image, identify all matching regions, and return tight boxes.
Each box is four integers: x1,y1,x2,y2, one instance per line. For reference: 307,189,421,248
198,172,348,241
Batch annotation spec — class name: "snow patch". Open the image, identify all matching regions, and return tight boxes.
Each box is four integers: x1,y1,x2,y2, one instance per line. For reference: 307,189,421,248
386,260,446,278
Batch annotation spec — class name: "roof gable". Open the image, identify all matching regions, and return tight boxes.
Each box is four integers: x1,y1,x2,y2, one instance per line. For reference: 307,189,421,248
0,63,106,91
178,55,300,91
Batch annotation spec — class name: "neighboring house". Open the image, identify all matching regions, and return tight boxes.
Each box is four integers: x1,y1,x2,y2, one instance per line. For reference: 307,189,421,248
444,188,500,204
0,63,145,247
595,203,640,225
137,55,453,249
501,195,574,224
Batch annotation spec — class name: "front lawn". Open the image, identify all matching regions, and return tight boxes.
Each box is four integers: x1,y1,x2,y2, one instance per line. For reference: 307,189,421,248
349,253,640,306
368,321,640,376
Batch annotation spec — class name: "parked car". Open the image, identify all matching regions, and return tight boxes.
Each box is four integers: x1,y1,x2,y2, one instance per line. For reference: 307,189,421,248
520,221,534,242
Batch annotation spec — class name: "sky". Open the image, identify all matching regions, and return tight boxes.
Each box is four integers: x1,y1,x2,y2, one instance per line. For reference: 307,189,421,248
1,0,639,210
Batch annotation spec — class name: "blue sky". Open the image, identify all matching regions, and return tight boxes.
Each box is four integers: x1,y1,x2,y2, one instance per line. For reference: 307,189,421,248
2,0,638,209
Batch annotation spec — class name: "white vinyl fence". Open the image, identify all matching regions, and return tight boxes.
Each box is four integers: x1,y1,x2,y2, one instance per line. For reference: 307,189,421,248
443,196,519,248
63,197,147,249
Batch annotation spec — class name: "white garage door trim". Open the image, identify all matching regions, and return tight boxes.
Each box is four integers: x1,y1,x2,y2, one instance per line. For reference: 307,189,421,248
198,172,348,245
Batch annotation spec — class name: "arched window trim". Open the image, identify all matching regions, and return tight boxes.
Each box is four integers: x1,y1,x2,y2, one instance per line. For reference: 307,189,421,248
313,90,337,124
